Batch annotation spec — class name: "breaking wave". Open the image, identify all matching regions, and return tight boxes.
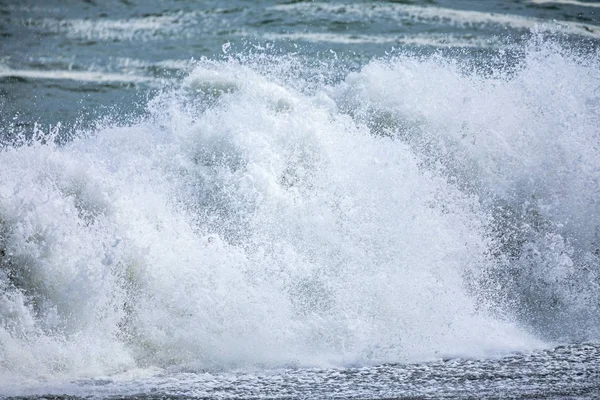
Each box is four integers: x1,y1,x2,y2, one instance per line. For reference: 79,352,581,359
0,36,598,384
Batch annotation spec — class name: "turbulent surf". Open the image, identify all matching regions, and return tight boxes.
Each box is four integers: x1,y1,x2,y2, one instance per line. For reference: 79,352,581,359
1,0,599,398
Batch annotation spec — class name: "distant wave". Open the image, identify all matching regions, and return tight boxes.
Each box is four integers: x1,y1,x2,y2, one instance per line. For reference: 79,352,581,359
530,0,600,8
0,67,154,84
271,3,600,38
261,32,507,48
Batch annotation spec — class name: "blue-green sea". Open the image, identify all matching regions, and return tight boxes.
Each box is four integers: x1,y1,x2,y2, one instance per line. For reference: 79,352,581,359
1,1,600,398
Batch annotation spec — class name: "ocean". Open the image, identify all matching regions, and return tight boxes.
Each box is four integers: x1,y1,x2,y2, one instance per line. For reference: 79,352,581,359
1,0,599,398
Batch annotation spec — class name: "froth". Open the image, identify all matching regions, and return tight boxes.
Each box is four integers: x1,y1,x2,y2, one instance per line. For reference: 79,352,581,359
328,37,600,338
4,39,595,386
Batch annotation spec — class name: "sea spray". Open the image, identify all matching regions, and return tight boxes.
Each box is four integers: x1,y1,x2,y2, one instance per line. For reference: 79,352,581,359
1,38,598,385
328,36,600,339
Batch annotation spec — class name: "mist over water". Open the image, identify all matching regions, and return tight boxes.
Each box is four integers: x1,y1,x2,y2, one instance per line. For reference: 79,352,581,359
329,35,600,340
1,36,599,386
1,0,600,397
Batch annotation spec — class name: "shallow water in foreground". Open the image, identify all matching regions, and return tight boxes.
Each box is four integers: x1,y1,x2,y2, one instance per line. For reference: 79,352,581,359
4,343,599,399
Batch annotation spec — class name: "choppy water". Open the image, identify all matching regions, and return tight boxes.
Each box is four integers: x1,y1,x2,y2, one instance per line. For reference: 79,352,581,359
1,0,600,398
2,343,599,399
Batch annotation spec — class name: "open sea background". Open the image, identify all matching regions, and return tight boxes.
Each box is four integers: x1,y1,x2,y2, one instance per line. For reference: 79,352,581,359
1,0,600,398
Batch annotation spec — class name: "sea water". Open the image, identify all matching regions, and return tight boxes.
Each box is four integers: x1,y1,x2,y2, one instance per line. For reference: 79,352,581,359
1,1,599,398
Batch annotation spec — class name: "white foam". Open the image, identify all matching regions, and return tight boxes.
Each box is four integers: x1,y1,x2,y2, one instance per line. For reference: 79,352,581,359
0,67,153,84
327,38,600,338
9,41,599,389
271,3,600,38
261,32,504,48
261,32,398,45
530,0,600,7
36,11,206,42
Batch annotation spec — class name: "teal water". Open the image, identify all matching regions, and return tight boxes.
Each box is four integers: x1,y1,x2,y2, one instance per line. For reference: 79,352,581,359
2,0,598,127
1,1,600,398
